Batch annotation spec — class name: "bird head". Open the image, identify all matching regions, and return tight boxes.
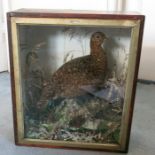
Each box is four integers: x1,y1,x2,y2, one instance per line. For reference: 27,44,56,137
90,32,107,47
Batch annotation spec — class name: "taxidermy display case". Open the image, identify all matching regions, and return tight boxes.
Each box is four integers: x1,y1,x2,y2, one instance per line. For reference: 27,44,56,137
7,9,145,152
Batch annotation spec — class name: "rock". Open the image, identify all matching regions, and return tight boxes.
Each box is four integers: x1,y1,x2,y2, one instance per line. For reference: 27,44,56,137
82,119,101,130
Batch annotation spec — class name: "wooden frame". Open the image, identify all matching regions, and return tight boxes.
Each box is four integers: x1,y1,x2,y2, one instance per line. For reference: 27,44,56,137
7,9,145,153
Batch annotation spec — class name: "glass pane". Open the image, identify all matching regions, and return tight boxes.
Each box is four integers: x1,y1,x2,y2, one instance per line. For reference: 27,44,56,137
18,25,131,144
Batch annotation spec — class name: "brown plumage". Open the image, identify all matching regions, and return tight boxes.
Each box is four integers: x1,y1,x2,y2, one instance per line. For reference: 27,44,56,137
37,32,108,108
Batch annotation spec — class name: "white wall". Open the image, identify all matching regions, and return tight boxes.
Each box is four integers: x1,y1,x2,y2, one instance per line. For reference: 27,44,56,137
138,1,155,81
1,0,155,80
0,0,8,72
116,0,155,81
9,0,109,11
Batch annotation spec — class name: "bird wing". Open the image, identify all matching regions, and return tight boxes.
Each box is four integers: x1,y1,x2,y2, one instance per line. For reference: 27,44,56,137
52,55,91,77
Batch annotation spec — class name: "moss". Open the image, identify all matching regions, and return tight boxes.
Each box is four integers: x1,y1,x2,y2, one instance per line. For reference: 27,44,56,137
41,124,53,132
112,129,120,143
97,120,109,133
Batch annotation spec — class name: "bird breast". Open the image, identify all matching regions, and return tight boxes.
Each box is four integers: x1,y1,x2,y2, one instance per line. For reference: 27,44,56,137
91,49,107,76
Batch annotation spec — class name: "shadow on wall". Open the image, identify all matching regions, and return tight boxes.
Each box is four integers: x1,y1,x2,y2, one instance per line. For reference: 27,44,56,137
139,46,155,81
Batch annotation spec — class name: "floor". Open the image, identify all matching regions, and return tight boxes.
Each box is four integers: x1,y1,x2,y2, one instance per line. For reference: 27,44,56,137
0,72,155,155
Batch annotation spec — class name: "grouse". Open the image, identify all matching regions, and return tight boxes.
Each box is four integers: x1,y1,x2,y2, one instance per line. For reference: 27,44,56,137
37,32,108,108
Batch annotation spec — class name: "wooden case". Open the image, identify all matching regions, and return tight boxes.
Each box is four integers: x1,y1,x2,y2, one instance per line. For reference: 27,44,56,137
7,9,145,152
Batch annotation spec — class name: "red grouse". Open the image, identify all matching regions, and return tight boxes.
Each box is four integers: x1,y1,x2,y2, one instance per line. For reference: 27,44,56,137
37,32,108,108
